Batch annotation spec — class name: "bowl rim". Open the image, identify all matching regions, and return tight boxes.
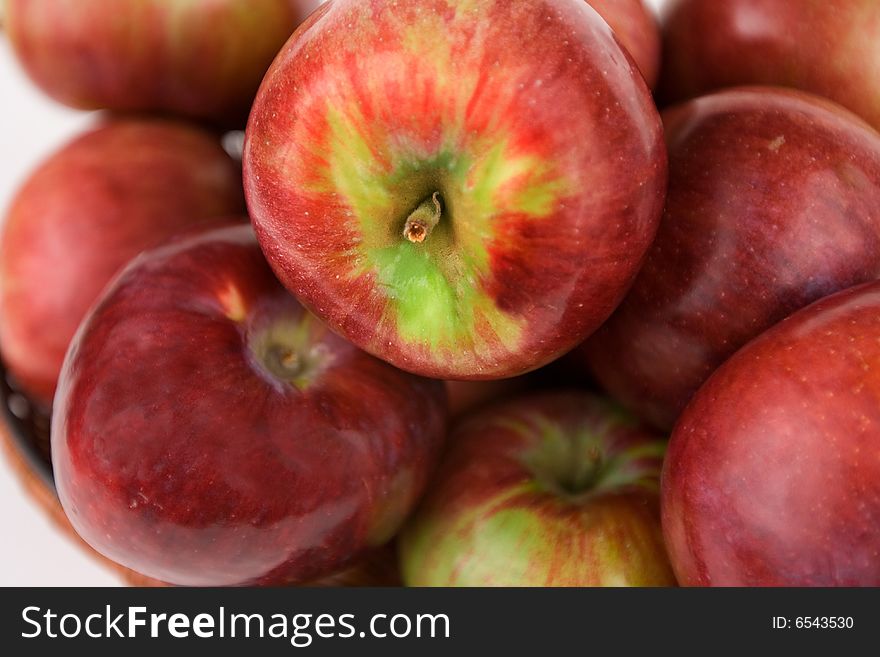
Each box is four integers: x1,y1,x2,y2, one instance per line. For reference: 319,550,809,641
0,358,56,493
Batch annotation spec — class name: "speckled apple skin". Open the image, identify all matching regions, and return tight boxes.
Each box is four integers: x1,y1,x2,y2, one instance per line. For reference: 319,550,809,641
3,0,322,125
0,118,244,409
658,0,880,131
244,0,666,380
52,224,447,586
583,87,880,430
663,281,880,586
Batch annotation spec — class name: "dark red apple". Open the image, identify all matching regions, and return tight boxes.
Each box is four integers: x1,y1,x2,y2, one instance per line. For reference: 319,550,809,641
663,281,880,586
52,223,447,586
0,118,244,409
2,0,323,125
588,0,660,89
399,391,675,586
658,0,880,131
581,87,880,430
244,0,666,381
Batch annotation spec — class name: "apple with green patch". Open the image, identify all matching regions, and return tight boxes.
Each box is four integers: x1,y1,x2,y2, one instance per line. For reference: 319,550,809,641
244,0,667,380
399,392,676,586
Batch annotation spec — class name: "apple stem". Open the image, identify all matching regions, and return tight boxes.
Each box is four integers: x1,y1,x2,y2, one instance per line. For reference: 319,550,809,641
403,192,443,244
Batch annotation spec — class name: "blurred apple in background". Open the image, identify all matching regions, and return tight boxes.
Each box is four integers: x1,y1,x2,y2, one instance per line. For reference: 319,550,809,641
658,0,880,131
588,0,660,89
52,223,447,586
244,0,667,382
400,392,675,586
0,118,244,409
582,87,880,430
663,281,880,586
2,0,323,126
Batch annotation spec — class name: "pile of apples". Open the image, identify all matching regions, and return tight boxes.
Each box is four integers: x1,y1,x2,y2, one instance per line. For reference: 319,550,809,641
1,0,879,587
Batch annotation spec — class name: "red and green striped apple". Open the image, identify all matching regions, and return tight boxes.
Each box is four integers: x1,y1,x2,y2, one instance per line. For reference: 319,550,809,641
399,392,676,586
2,0,322,125
244,0,667,380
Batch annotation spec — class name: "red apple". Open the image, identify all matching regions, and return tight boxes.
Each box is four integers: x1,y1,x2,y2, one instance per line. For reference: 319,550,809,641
663,281,880,586
588,0,660,89
0,118,244,409
399,391,675,586
244,0,667,381
581,87,880,430
52,223,447,586
658,0,880,131
2,0,323,125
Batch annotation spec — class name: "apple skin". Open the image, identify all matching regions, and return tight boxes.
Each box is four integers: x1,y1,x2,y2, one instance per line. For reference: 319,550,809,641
2,0,323,125
244,0,666,381
52,223,447,586
587,0,660,89
399,391,675,586
0,118,244,410
581,87,880,431
658,0,880,131
663,281,880,586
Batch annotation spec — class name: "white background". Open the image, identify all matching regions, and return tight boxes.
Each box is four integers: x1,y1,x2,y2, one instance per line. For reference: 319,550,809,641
0,0,666,586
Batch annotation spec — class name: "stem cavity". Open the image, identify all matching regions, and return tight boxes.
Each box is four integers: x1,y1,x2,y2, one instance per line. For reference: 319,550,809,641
265,345,304,381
